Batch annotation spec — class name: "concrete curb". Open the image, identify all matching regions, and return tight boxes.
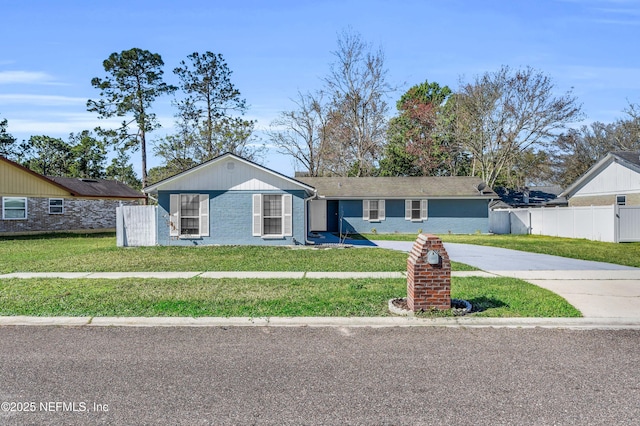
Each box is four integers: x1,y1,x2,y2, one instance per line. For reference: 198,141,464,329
1,316,640,330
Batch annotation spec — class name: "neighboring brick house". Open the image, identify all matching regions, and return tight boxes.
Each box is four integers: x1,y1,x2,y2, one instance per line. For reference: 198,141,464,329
1,156,145,235
560,151,640,207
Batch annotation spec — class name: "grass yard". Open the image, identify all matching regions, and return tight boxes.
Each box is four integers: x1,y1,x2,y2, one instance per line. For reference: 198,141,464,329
0,233,410,274
0,233,582,318
0,276,580,318
0,232,478,273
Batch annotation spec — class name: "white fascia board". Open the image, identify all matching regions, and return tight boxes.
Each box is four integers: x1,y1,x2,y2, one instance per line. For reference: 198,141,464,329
143,153,315,195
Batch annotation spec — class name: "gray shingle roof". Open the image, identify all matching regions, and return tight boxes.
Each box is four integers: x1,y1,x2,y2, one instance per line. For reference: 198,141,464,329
298,176,496,198
612,151,640,167
47,177,144,199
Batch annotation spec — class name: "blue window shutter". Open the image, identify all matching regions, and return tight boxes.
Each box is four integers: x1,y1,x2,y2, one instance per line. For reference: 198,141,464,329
199,194,209,237
252,194,262,236
169,194,179,236
283,194,293,236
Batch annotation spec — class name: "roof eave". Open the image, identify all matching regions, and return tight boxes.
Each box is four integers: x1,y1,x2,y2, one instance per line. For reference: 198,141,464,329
560,152,623,198
316,195,495,200
1,156,74,195
143,153,315,194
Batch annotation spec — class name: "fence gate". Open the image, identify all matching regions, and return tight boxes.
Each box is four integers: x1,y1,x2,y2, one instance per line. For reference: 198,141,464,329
116,206,157,247
618,206,640,243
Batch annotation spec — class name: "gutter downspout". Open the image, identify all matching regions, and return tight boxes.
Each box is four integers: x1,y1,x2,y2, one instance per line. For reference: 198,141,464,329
304,190,318,245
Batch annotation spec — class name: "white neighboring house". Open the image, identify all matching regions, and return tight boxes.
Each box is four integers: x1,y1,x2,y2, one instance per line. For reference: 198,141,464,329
560,151,640,207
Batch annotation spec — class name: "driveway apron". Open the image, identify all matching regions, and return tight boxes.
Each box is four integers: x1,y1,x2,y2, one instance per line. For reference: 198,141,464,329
372,240,640,319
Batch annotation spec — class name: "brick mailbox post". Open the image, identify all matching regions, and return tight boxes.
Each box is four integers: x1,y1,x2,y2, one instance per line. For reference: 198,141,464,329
407,233,451,311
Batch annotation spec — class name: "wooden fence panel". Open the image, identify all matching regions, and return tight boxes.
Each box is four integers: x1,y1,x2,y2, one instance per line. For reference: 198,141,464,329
116,206,157,247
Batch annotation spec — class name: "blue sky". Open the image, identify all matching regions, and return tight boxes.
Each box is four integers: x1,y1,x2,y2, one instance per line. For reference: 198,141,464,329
2,0,640,176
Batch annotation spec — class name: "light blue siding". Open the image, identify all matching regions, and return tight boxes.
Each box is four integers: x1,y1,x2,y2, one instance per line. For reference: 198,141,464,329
157,190,307,246
336,199,490,235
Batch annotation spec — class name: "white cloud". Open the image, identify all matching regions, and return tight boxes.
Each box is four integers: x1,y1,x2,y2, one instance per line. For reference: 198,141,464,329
0,70,60,85
6,112,124,137
0,94,86,106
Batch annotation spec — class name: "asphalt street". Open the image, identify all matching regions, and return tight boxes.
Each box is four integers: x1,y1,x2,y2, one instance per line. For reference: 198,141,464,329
0,326,638,425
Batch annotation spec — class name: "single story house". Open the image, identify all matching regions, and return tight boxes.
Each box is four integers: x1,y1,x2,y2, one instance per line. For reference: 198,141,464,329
560,151,640,207
298,176,496,235
142,153,496,246
143,153,316,246
0,156,145,235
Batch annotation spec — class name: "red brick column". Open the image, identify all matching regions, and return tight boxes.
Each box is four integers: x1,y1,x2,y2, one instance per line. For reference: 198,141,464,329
407,233,451,311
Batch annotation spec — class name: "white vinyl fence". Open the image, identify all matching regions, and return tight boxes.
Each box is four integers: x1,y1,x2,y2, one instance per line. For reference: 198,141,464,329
489,205,640,243
116,206,157,247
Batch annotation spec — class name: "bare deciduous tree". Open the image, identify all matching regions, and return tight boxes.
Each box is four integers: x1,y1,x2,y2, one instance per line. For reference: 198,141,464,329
455,66,583,188
552,109,640,187
269,91,330,176
323,30,392,176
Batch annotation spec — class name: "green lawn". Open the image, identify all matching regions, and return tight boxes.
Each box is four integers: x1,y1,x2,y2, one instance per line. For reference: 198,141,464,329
0,232,479,273
0,233,409,274
0,276,580,318
0,232,586,318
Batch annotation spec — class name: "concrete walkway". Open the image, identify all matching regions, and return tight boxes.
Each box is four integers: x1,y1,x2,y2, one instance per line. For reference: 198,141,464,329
0,270,498,279
0,271,410,279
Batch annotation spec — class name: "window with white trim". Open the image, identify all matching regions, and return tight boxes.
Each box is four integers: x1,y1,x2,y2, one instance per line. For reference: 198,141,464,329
363,200,385,222
2,197,27,220
49,198,64,214
405,199,428,221
252,194,293,237
169,194,209,238
263,195,283,235
616,195,627,206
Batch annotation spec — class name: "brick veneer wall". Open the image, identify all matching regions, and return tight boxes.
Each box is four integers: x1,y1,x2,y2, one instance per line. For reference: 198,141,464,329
0,197,141,234
407,233,451,311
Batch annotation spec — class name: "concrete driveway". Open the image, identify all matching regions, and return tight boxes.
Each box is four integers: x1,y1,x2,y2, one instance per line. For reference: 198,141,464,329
373,240,640,319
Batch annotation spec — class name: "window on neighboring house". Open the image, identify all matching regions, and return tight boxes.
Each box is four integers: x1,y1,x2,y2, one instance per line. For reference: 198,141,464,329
169,194,209,238
405,199,428,221
616,195,627,206
363,200,385,222
2,197,27,220
49,198,64,214
253,194,293,237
